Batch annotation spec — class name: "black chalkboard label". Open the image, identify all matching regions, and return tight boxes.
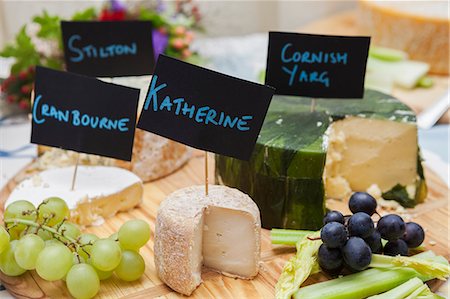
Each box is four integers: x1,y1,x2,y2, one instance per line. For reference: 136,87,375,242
31,66,139,161
61,21,155,77
137,55,275,161
266,32,370,98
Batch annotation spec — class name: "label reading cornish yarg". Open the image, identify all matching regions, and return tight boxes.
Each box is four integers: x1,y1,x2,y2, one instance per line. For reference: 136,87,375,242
266,32,370,98
31,66,139,161
61,21,155,77
137,55,275,161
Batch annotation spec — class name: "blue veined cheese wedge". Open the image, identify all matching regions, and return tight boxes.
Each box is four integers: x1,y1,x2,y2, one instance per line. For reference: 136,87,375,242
215,89,426,230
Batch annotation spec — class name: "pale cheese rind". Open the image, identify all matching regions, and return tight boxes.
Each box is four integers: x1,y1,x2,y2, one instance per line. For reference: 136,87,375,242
154,185,261,296
5,166,143,226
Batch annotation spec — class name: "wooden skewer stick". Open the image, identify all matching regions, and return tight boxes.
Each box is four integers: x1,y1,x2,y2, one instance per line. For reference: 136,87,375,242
71,153,80,191
205,151,209,196
310,98,317,112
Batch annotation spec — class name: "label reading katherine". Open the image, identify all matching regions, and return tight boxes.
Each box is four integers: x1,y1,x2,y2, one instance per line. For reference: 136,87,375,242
137,55,275,161
31,66,139,161
61,21,155,77
265,32,370,98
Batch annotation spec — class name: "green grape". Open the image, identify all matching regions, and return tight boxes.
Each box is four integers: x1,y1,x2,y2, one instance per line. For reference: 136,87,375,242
36,229,53,241
118,219,151,251
4,200,36,233
108,232,118,241
66,263,100,299
87,259,113,280
90,239,121,272
57,222,81,242
0,226,10,254
37,197,70,226
8,227,22,240
14,234,45,270
77,233,99,261
0,240,26,276
114,250,145,282
45,239,64,247
35,244,73,281
63,254,85,281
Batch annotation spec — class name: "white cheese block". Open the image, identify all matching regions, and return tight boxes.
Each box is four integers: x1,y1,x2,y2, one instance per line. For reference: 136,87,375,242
154,185,261,296
5,166,143,226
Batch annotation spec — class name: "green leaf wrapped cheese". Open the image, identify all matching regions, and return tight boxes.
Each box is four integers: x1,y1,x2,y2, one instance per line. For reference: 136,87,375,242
215,90,426,230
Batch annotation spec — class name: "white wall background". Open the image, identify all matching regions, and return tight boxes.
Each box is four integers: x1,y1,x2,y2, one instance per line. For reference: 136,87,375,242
0,0,356,48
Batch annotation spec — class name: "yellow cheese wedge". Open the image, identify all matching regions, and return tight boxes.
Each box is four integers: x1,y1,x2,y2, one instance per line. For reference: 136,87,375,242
358,0,449,75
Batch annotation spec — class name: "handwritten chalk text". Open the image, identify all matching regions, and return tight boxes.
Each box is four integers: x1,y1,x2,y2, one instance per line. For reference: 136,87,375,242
68,34,137,63
143,75,253,132
32,94,130,132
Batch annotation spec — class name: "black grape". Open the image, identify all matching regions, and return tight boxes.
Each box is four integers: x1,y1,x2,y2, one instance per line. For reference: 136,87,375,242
342,237,372,271
384,239,409,256
347,212,374,239
401,222,425,248
318,244,343,273
321,222,348,248
364,230,383,254
323,210,345,225
377,214,405,241
349,192,377,215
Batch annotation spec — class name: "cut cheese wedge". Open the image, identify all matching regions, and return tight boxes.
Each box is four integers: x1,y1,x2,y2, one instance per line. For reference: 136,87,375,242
154,185,261,296
358,0,449,74
5,166,143,226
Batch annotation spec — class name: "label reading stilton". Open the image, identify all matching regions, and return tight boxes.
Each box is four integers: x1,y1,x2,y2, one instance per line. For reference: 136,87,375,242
31,66,140,161
61,21,155,77
137,55,275,161
266,32,371,98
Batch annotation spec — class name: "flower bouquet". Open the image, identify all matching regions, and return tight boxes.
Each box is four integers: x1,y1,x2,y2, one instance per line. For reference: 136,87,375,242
0,0,202,112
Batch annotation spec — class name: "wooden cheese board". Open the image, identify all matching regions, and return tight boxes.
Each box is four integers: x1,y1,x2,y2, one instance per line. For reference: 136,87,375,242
0,152,448,298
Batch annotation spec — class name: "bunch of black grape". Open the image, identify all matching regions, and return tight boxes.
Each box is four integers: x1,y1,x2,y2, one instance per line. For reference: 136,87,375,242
318,192,425,275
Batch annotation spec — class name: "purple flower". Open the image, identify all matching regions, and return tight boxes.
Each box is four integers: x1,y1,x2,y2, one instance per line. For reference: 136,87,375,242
110,0,125,12
156,0,166,13
152,29,168,61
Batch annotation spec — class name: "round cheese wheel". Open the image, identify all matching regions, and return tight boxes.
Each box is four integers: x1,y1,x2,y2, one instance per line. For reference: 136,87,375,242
358,0,449,74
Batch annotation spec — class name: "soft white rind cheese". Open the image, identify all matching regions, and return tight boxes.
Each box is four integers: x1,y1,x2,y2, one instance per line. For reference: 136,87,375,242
154,185,261,296
6,166,143,226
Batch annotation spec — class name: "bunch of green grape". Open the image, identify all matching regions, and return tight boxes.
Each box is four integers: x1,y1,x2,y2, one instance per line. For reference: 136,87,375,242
0,197,151,299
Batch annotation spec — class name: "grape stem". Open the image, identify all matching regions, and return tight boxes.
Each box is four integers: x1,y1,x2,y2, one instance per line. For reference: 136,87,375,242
4,218,85,257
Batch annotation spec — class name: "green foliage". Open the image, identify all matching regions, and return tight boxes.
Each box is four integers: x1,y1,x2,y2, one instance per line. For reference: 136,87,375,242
0,26,40,74
33,10,61,40
71,7,97,21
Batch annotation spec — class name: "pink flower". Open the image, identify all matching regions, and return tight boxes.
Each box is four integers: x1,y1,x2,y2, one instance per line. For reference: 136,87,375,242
21,85,32,95
171,38,185,50
19,99,30,110
174,26,186,36
182,49,192,58
19,70,29,81
7,95,16,103
184,31,194,44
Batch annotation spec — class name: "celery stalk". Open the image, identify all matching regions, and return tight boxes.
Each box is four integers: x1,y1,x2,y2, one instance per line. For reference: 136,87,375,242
405,284,428,299
294,252,446,299
370,254,450,280
271,229,315,245
275,231,321,299
367,277,424,299
369,46,408,61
